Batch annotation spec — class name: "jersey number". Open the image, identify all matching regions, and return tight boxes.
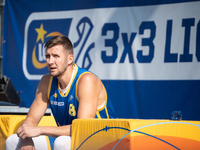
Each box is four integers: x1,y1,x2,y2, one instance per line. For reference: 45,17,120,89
69,104,76,116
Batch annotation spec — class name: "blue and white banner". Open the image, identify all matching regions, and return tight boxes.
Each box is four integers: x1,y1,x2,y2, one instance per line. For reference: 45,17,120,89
3,0,200,120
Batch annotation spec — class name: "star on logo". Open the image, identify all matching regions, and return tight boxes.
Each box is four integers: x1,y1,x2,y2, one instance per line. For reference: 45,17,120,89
35,23,47,43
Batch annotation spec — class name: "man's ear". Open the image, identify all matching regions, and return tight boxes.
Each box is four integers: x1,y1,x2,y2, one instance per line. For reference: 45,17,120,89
68,54,74,65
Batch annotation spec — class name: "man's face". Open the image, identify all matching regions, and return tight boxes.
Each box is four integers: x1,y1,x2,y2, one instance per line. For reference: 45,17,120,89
45,45,69,77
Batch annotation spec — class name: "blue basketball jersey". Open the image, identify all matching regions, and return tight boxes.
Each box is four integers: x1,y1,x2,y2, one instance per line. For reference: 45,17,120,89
48,63,117,127
47,63,116,149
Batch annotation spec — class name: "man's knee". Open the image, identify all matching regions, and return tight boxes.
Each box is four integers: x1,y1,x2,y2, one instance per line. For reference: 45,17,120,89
54,136,71,150
6,134,20,150
6,134,20,145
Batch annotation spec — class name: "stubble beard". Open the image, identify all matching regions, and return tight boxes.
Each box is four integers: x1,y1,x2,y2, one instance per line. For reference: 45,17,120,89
49,65,68,78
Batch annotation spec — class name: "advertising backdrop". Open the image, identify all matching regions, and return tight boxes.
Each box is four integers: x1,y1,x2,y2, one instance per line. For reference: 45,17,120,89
3,0,200,120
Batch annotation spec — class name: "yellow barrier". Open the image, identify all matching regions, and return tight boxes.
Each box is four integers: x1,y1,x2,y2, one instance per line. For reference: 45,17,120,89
71,119,200,150
0,115,56,150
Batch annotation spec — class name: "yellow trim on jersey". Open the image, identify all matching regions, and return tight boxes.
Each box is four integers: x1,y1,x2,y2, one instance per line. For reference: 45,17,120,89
47,76,53,100
75,71,91,102
105,106,110,119
45,136,51,150
96,111,101,119
59,63,78,97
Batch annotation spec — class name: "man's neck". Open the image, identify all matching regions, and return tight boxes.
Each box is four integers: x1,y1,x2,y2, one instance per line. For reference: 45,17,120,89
58,64,74,89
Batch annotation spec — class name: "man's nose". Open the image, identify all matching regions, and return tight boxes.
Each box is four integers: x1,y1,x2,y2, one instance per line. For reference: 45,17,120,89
47,56,54,64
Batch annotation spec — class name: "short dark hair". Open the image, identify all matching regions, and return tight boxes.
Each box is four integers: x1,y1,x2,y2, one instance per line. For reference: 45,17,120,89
44,35,73,54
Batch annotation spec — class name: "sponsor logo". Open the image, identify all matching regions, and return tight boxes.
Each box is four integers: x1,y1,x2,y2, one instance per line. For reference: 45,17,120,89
70,95,74,100
50,101,64,106
23,12,72,80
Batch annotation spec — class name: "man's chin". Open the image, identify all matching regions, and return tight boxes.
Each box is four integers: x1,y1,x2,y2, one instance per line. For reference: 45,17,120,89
50,72,61,78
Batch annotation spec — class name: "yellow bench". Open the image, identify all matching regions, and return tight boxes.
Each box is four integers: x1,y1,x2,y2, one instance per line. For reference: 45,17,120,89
0,115,57,150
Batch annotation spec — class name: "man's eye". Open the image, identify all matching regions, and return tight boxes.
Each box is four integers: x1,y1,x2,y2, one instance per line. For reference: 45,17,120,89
45,55,50,59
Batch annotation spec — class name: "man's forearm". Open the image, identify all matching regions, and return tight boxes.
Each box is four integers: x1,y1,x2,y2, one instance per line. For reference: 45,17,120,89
22,117,38,127
39,125,71,137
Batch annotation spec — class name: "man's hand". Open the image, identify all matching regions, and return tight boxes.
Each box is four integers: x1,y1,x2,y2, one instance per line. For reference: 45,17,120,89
17,124,42,140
